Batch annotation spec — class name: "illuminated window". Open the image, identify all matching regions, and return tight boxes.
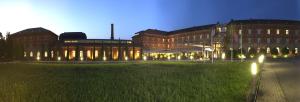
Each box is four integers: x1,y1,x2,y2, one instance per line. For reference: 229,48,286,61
167,44,170,49
30,51,33,57
296,48,298,54
95,50,99,58
80,51,83,58
24,52,27,57
276,29,280,34
200,35,202,39
64,50,68,58
72,50,75,58
37,51,40,57
44,51,48,57
267,47,270,54
51,51,54,58
267,29,271,34
206,34,209,39
285,30,289,35
87,50,91,58
239,29,242,35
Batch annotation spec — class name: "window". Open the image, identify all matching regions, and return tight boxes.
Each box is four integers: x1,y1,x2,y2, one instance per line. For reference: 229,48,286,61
30,51,33,57
44,51,48,57
24,52,27,57
95,50,98,58
200,35,202,39
239,29,242,35
248,29,252,35
37,51,40,57
295,40,299,44
267,38,271,44
296,48,298,54
193,35,196,41
207,34,210,39
257,29,262,35
267,47,270,54
267,29,271,34
286,38,289,44
248,38,252,44
276,38,281,43
257,38,261,44
276,29,280,34
285,30,289,35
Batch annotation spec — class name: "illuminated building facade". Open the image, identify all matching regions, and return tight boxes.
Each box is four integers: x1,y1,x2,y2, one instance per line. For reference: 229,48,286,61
133,19,300,59
9,24,141,61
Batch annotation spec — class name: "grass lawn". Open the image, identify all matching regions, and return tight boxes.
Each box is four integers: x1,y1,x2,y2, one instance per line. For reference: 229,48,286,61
0,61,252,102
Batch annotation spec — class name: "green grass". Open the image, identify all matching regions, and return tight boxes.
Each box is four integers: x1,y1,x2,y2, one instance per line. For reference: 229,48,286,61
0,62,252,102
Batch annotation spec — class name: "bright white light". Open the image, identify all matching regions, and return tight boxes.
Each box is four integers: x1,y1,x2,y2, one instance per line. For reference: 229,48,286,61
57,57,61,61
190,56,194,60
80,57,84,61
251,62,258,75
258,55,265,64
167,56,171,60
103,56,107,61
221,53,226,59
125,56,128,61
36,56,40,61
177,56,181,60
143,56,147,61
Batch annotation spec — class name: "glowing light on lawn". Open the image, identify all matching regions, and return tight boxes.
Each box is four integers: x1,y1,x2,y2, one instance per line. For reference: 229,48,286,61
36,56,40,61
190,56,194,60
284,55,288,58
103,56,107,61
57,57,61,61
143,56,147,61
167,56,171,60
177,56,181,60
125,56,128,61
258,55,265,64
251,62,258,75
239,54,246,59
221,53,226,59
272,55,277,59
80,57,84,61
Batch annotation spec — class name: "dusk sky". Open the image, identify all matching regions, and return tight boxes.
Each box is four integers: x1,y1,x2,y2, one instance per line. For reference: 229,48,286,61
0,0,299,39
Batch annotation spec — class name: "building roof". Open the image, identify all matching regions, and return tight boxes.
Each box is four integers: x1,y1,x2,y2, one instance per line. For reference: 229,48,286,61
10,27,57,37
59,32,87,40
135,29,168,35
229,19,300,25
169,24,216,34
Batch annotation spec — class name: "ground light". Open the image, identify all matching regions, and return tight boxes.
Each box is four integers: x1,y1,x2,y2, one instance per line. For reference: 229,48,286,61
36,56,40,61
283,55,288,58
167,56,171,60
103,56,107,61
258,55,265,64
143,56,147,61
251,62,258,75
125,56,128,61
190,56,194,60
221,53,226,60
177,56,181,60
80,57,84,61
57,57,61,61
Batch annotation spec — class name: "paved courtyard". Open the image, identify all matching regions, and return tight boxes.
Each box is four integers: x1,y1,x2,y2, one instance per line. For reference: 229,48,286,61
257,58,300,102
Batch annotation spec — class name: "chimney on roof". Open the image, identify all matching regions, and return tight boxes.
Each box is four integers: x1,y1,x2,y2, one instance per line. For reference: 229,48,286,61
111,23,114,40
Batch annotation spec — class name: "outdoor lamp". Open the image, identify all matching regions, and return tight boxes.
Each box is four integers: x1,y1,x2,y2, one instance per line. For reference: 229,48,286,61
258,55,265,64
251,62,258,75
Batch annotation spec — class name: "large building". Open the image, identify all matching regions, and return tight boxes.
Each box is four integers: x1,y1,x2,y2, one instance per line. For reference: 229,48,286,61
133,19,300,60
8,24,142,61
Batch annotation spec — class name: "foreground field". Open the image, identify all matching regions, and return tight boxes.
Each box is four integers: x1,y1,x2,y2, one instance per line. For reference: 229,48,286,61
0,62,252,102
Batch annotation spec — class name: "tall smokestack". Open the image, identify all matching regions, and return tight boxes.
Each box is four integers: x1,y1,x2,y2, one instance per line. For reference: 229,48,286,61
111,23,114,40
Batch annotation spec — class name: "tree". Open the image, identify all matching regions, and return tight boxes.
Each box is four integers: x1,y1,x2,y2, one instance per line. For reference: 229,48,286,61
247,47,257,57
271,47,279,56
281,47,290,55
